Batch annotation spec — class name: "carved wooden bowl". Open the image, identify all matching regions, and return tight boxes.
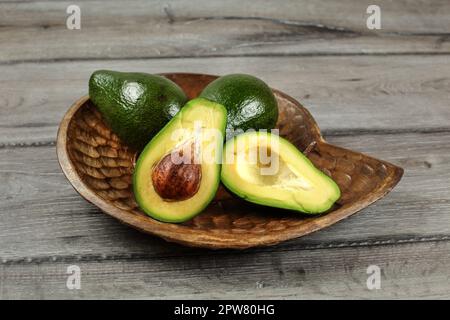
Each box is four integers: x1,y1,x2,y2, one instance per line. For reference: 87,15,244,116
57,73,403,249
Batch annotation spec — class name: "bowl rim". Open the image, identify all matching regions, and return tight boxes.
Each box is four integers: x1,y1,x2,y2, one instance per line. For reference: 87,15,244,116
56,72,404,249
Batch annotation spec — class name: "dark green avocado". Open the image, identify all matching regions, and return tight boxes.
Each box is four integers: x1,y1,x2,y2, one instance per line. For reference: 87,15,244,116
199,74,278,137
89,70,187,150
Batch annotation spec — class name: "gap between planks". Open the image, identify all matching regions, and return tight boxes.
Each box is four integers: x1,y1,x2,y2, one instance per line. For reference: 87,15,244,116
2,128,450,150
2,235,450,266
1,52,450,66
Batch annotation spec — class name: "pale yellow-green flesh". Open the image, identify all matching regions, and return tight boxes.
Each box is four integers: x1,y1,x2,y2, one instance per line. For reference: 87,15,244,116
134,99,226,222
221,132,340,213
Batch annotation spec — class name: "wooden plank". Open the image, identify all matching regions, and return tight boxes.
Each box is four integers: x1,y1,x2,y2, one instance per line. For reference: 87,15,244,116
1,55,450,146
0,132,449,261
1,0,448,301
1,0,450,63
1,240,450,299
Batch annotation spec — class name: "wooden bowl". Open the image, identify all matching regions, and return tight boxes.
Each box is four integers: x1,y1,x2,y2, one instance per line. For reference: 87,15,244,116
57,73,403,249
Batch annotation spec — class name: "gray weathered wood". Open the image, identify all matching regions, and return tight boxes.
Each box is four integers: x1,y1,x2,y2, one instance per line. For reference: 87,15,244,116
1,240,449,299
1,55,450,146
1,132,448,262
1,0,450,63
1,0,449,300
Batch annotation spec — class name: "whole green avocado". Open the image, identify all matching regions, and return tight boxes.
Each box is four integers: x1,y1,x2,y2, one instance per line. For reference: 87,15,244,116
199,74,278,136
89,70,187,150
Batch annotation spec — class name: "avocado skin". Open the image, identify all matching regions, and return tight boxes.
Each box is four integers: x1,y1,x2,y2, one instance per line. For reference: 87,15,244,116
199,74,278,135
89,70,187,150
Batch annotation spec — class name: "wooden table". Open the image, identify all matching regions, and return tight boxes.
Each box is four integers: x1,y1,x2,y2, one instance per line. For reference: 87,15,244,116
1,0,449,299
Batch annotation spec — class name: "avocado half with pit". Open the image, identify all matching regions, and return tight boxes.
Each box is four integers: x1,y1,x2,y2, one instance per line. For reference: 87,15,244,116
133,98,227,223
221,132,341,214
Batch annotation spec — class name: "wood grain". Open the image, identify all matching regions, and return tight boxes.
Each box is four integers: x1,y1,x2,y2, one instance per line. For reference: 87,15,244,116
0,0,449,64
1,132,448,259
1,0,449,299
1,55,450,146
1,240,449,299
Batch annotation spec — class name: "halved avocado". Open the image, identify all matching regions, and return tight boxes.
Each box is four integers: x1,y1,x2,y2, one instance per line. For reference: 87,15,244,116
133,98,227,222
221,132,341,214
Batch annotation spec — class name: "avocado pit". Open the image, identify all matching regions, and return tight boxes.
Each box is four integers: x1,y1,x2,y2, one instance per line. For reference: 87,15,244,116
151,144,202,201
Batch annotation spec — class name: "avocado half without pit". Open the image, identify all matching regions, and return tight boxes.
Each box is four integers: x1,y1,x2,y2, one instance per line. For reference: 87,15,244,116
133,98,227,223
221,132,341,214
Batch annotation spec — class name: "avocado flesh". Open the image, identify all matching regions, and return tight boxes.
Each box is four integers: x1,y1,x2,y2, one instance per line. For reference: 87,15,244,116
133,98,227,223
221,132,341,214
89,70,187,150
